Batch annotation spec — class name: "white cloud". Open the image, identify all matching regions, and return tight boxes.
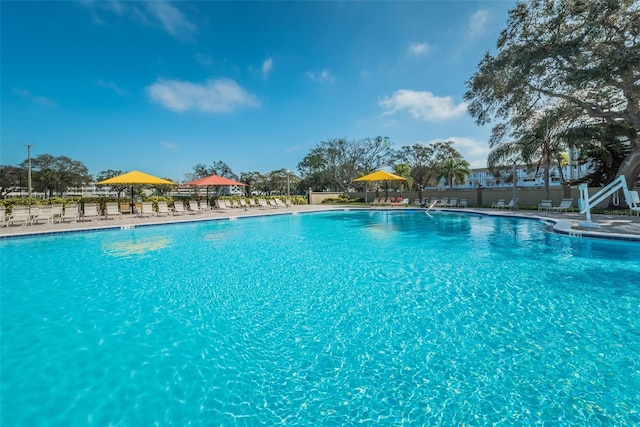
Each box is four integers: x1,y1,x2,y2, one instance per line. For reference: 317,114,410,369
467,10,489,39
194,53,213,68
262,57,273,79
163,141,179,149
379,89,468,121
307,69,334,83
98,79,127,95
146,1,197,41
146,78,260,113
13,88,57,108
407,42,430,57
80,0,197,42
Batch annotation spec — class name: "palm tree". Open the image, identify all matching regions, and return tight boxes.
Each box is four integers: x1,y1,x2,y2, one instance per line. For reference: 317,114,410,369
439,157,471,189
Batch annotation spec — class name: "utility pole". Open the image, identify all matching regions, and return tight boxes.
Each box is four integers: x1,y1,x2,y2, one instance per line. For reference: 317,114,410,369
23,143,35,199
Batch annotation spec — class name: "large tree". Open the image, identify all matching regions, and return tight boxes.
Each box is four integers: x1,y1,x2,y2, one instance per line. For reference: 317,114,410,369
0,165,27,198
395,141,465,199
96,169,127,197
465,0,640,193
23,154,92,197
297,137,393,192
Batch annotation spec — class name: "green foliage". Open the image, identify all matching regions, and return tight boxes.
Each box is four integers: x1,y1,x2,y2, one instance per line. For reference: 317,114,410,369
465,0,640,189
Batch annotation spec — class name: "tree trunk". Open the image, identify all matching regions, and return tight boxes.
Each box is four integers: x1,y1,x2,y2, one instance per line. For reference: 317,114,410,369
612,136,640,208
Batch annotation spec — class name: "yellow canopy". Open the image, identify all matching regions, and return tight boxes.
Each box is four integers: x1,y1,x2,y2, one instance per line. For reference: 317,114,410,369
353,170,407,182
97,170,175,185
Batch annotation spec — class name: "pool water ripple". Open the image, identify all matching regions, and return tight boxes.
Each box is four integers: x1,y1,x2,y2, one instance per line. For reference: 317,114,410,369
1,211,639,425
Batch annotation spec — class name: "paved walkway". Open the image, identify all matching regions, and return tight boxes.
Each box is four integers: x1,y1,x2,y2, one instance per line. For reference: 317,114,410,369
1,205,639,241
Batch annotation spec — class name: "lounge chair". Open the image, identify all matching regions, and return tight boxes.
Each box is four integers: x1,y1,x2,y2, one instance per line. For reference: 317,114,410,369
51,204,64,223
491,199,505,209
538,200,552,211
31,206,55,224
105,202,122,220
82,203,101,221
214,199,229,212
140,202,156,217
0,206,6,227
257,199,270,209
60,204,80,223
187,200,200,214
173,201,186,215
505,198,517,210
239,199,247,209
7,205,32,226
199,200,210,213
156,201,171,216
549,198,573,212
248,199,257,209
447,198,458,207
458,199,468,208
119,202,132,214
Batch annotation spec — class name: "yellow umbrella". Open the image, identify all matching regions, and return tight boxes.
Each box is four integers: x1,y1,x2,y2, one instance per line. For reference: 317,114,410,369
97,170,175,185
354,170,407,202
97,171,176,211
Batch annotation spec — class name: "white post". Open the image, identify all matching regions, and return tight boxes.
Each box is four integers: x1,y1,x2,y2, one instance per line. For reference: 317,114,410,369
23,143,35,199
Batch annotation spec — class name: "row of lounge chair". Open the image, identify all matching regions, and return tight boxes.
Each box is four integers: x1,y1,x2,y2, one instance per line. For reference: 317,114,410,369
537,198,574,212
419,197,468,208
0,198,293,227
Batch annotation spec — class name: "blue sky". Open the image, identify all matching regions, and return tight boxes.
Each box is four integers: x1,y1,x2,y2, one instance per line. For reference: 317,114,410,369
1,0,516,182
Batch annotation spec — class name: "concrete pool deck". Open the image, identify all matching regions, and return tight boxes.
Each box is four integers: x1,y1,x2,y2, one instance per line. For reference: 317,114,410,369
1,205,639,241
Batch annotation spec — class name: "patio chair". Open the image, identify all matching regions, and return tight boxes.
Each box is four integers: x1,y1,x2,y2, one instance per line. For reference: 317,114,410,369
157,201,171,216
0,205,6,227
82,203,101,221
31,206,55,225
7,205,32,226
172,201,186,215
119,202,132,214
458,199,468,208
60,204,80,223
491,199,505,209
258,199,270,209
140,202,156,217
187,200,200,214
51,204,64,223
214,199,229,212
105,202,122,220
248,199,257,209
447,198,458,207
537,200,552,211
549,198,573,212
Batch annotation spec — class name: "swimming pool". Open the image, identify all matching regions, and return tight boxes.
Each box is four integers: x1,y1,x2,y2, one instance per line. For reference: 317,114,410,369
2,210,639,425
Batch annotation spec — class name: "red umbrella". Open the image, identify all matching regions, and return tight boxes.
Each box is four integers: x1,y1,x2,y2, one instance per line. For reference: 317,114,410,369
185,175,247,187
184,174,247,198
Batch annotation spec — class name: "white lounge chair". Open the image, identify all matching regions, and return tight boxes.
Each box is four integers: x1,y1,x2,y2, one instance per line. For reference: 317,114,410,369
140,202,156,217
0,205,6,227
82,203,101,221
447,198,458,207
31,206,55,224
549,198,573,212
51,204,64,223
105,202,122,220
60,204,80,223
491,199,505,209
187,200,200,214
458,199,468,208
538,200,552,211
7,205,31,226
172,201,186,215
214,199,229,212
155,201,171,216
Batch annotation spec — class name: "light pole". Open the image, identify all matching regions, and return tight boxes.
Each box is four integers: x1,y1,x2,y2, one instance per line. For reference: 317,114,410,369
286,170,290,205
23,143,35,199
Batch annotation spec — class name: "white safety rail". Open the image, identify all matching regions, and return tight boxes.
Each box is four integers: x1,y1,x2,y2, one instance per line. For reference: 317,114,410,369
579,175,640,227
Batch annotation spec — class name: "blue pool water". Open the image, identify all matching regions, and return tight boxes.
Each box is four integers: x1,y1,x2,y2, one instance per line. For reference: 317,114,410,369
1,210,639,426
